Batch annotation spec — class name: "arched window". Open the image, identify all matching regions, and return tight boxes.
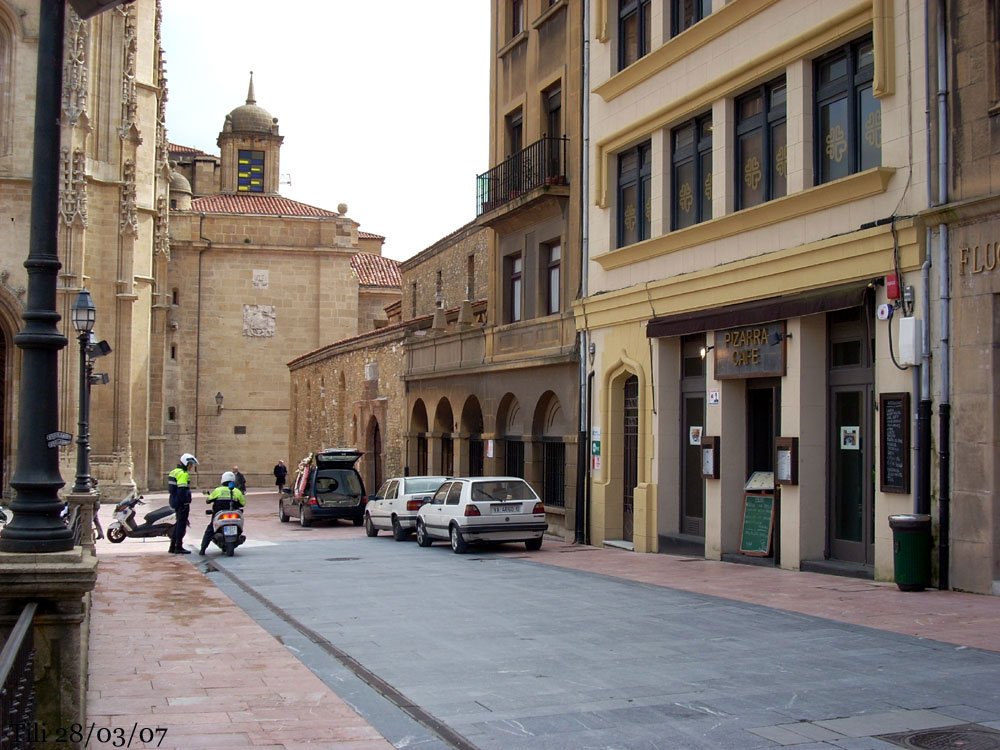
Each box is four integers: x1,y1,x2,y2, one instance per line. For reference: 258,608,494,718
0,14,13,157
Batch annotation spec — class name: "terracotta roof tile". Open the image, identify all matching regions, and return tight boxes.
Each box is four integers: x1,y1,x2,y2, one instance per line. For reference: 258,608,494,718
352,253,401,288
359,231,385,241
168,143,216,159
189,194,341,217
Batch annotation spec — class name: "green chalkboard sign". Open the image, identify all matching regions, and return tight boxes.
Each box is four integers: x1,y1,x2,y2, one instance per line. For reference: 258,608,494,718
739,493,775,556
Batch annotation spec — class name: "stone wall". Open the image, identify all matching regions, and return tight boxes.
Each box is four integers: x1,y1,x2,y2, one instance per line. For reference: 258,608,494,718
400,222,488,317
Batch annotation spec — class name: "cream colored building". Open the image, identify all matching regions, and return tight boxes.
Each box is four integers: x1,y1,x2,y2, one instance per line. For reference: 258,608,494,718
0,0,168,498
578,0,934,582
166,79,397,487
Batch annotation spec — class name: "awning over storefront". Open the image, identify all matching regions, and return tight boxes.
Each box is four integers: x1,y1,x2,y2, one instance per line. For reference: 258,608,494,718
646,281,872,338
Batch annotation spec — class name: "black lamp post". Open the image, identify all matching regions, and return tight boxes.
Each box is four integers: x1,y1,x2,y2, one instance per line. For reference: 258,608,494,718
71,290,96,495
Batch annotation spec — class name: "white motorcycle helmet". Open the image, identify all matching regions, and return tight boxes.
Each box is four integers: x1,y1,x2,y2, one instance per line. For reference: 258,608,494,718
221,471,236,485
180,452,199,467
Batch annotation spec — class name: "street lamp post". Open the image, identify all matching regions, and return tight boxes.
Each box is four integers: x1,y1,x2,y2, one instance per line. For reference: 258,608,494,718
71,290,96,495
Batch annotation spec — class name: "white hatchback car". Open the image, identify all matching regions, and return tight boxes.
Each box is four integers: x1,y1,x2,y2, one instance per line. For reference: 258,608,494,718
365,476,449,540
415,476,547,553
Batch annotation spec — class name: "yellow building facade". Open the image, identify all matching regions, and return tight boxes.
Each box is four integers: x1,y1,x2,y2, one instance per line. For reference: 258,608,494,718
578,0,932,582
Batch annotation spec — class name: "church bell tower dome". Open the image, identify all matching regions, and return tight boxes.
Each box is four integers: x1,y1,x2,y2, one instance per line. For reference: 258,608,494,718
217,73,284,195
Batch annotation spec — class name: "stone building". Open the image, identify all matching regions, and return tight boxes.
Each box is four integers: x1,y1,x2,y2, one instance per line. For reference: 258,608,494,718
578,0,932,581
288,221,488,495
165,78,398,487
0,0,168,497
923,0,1000,594
399,0,586,541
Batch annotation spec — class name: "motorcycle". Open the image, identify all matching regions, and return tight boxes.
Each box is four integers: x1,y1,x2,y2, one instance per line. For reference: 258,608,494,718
205,498,245,557
106,491,176,543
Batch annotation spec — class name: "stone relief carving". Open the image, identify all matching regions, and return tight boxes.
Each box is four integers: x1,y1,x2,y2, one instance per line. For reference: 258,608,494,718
60,147,88,227
155,196,169,258
63,8,89,126
119,4,137,139
243,305,275,337
120,159,138,238
0,270,26,300
252,270,269,289
154,0,169,171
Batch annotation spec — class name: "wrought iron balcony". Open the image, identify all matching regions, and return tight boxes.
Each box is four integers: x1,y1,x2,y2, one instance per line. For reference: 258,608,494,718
477,136,569,217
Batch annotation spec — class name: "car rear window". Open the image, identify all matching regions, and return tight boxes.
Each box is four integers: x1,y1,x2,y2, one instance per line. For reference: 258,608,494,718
404,477,446,494
471,480,536,502
315,470,363,496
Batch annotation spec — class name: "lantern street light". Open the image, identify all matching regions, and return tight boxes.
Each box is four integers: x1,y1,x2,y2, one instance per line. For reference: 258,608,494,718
216,392,224,414
70,290,95,495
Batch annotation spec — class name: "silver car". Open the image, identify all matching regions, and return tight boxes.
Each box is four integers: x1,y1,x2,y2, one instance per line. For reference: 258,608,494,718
365,476,449,540
415,477,547,553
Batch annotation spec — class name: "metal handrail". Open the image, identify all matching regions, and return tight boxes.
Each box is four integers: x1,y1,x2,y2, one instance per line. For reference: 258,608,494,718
0,602,38,750
477,136,569,216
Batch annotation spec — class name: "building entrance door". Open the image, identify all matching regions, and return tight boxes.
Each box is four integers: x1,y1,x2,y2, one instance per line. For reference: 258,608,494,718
746,379,779,477
680,335,706,537
623,374,639,543
827,306,875,565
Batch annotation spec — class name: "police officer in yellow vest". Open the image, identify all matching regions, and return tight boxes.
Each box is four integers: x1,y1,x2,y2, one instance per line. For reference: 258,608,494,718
200,471,246,555
167,453,198,554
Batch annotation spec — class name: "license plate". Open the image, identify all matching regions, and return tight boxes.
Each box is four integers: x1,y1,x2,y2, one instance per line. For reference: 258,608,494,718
223,525,238,536
493,504,520,513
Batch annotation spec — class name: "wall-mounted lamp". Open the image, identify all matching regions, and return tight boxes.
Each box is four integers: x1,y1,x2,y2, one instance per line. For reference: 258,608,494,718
588,342,596,365
768,331,793,346
215,391,224,414
700,345,714,360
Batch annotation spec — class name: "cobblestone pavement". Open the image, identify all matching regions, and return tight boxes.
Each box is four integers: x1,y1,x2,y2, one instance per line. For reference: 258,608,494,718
87,487,1000,749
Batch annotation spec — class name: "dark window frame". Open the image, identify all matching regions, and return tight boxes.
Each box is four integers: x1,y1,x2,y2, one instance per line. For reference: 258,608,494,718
544,241,561,315
671,0,711,38
617,140,652,248
511,0,525,37
671,113,713,230
618,0,651,71
814,35,880,185
506,252,523,324
735,77,787,210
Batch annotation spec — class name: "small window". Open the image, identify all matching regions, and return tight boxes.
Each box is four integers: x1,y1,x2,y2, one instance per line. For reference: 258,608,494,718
431,481,450,504
467,254,475,299
167,406,176,421
446,482,463,505
170,198,177,209
672,114,712,230
619,0,651,71
545,242,561,315
506,253,523,323
234,426,247,435
237,149,265,193
436,270,443,307
170,345,176,360
814,35,879,185
618,141,651,247
672,0,711,38
411,282,417,318
511,0,525,37
506,109,523,157
171,288,178,305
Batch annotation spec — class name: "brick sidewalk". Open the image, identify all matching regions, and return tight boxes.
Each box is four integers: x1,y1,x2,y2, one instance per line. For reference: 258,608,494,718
87,489,392,750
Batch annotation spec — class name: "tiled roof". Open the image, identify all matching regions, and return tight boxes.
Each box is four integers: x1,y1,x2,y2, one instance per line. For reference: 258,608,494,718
169,143,216,159
189,194,341,217
359,231,385,241
352,253,401,288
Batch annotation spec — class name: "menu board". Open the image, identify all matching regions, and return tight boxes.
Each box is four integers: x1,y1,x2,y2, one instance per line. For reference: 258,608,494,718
739,494,775,556
880,392,910,494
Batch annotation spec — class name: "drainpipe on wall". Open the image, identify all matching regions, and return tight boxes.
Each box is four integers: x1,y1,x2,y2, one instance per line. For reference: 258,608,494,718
575,0,591,544
194,215,211,462
935,0,951,590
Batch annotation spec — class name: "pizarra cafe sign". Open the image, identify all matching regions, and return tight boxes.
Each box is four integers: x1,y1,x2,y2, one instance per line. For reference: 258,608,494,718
713,322,786,379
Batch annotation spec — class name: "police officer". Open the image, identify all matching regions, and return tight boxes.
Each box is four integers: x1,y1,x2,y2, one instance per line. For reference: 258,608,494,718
200,471,246,555
167,452,198,554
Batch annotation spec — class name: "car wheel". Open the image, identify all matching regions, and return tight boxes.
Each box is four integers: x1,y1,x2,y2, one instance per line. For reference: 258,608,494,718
450,525,468,554
279,501,289,523
525,536,543,551
364,513,378,537
299,507,313,527
416,520,432,547
391,516,407,542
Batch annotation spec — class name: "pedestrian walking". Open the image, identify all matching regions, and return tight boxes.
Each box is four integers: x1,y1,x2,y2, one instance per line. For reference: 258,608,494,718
167,452,198,554
273,460,288,492
232,466,247,494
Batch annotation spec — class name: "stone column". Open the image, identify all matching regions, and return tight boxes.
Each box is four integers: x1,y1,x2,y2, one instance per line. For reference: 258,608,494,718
0,548,98,750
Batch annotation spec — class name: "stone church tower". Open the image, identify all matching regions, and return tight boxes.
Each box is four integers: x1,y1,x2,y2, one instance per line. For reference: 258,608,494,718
165,77,399,488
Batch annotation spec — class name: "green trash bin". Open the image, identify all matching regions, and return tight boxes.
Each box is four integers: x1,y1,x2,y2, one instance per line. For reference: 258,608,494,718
888,514,932,591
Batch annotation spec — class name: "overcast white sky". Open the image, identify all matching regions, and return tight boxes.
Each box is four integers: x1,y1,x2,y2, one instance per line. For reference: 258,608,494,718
160,1,491,262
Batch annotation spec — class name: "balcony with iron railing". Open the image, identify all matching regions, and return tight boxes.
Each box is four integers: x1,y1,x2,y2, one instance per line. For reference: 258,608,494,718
476,136,569,217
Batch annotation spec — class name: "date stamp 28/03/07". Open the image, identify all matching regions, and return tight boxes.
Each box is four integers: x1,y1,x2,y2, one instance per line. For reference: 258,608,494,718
10,722,168,747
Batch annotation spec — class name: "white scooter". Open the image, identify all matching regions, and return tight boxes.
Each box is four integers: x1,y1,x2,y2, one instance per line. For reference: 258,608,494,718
106,491,176,543
205,499,245,557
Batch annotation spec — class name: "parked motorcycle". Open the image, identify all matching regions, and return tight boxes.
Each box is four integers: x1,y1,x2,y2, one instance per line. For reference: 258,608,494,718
204,499,245,557
106,491,175,543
